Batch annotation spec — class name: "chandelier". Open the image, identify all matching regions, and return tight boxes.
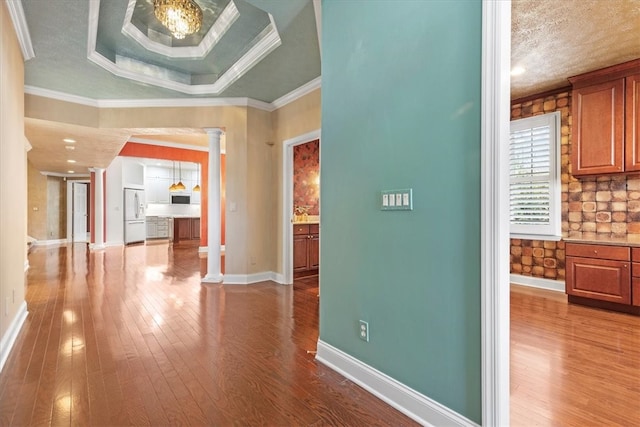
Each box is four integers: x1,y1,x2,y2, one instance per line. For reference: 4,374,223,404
153,0,203,40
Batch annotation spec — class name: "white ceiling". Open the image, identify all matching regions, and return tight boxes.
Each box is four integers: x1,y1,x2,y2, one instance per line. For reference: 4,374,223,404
16,0,640,175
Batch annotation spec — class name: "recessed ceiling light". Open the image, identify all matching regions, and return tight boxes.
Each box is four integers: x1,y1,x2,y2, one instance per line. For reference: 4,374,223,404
65,146,75,150
511,66,526,76
68,170,75,174
67,159,76,163
63,138,76,143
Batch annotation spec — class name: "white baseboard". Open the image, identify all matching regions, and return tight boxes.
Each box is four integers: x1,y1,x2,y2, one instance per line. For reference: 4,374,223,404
223,271,278,285
0,301,28,373
89,243,106,251
198,245,226,253
33,238,68,246
510,274,565,292
272,272,286,284
316,340,479,427
105,241,124,247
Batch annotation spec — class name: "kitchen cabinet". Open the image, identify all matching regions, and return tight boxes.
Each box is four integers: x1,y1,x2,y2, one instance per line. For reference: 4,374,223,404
569,59,640,176
565,242,640,314
293,223,319,276
173,217,200,245
146,216,171,239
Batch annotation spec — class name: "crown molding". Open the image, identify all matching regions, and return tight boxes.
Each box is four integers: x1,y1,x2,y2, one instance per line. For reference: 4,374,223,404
5,0,35,60
121,0,239,59
24,74,323,112
24,85,274,111
271,76,321,110
40,171,90,178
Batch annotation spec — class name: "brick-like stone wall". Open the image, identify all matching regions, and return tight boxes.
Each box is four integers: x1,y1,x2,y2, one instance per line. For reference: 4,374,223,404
510,89,640,282
510,91,571,281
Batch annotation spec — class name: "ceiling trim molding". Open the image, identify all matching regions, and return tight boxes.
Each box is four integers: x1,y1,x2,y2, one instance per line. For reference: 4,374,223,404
5,0,35,60
24,85,274,111
121,0,239,59
127,137,209,152
40,171,90,178
86,1,282,96
271,76,321,110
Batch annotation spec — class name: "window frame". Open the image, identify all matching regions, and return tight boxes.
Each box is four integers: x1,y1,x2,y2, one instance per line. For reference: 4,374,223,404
509,111,561,241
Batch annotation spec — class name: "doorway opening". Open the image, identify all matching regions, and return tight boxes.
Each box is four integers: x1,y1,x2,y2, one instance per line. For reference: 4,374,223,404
281,129,321,285
67,181,90,243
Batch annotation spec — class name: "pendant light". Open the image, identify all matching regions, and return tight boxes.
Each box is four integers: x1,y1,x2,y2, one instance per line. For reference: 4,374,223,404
192,162,201,192
169,161,178,192
175,162,186,191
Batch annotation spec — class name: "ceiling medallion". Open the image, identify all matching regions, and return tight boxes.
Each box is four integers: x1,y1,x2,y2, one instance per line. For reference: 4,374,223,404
153,0,203,40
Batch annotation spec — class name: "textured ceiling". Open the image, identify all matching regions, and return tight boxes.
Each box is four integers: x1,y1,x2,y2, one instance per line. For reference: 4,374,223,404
511,0,640,99
20,0,640,175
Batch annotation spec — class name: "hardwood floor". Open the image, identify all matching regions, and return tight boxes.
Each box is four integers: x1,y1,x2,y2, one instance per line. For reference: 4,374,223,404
510,284,640,426
2,244,639,426
0,244,417,426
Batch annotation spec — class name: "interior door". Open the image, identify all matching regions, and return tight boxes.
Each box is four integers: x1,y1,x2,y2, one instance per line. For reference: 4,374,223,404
73,182,88,242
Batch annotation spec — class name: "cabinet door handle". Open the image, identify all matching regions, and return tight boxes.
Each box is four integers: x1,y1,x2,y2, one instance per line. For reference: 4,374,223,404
594,250,598,254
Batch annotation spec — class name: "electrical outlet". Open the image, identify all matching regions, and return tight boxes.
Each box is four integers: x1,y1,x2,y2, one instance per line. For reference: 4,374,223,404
359,320,369,342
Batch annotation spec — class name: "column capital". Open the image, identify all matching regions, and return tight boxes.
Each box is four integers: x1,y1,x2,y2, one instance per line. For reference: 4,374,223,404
88,167,106,173
204,128,224,137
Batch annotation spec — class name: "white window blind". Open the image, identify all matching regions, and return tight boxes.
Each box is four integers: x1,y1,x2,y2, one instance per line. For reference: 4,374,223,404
509,112,561,240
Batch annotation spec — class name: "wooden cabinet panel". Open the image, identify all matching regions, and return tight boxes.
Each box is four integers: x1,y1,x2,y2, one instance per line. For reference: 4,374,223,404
633,278,640,307
571,79,625,175
566,256,631,304
566,243,629,261
176,219,191,240
308,235,319,269
191,218,200,239
293,235,309,271
293,224,319,275
625,73,640,171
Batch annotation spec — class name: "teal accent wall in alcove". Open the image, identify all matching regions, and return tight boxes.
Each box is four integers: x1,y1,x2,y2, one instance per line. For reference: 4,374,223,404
319,0,482,422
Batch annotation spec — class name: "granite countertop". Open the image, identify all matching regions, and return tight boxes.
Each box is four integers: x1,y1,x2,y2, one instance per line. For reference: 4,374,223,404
563,233,640,247
293,221,319,225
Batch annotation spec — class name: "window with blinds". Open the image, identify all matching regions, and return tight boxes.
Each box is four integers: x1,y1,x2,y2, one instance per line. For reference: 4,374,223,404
509,111,561,240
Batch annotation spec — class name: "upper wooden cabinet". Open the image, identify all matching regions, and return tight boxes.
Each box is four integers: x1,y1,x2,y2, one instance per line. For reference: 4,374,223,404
569,59,640,176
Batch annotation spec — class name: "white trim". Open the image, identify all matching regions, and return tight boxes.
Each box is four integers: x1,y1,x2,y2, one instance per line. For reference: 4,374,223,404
272,272,286,285
24,86,274,111
40,171,90,178
33,239,68,246
222,271,278,285
272,77,321,110
316,341,479,427
281,129,321,285
24,260,29,272
4,0,35,61
0,301,28,373
510,274,565,292
121,0,238,58
89,243,106,251
197,245,225,253
105,241,124,247
480,1,511,426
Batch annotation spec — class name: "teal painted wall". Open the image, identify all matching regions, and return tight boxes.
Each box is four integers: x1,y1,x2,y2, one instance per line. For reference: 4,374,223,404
320,1,482,422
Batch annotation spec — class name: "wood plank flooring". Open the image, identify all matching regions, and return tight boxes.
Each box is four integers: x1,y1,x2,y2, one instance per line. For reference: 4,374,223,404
510,284,640,426
0,243,417,426
2,244,639,426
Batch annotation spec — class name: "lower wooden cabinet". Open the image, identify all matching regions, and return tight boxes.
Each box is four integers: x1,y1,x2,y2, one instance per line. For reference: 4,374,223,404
565,242,640,313
293,224,319,276
173,217,200,245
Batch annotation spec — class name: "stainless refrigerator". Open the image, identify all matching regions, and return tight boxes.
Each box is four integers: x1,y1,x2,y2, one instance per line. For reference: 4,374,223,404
124,188,146,244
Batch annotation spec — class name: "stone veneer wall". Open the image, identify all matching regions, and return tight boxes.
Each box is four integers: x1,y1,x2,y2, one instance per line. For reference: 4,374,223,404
510,89,640,282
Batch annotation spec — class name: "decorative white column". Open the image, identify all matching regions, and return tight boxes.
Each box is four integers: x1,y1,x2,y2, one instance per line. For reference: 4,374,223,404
90,168,106,250
202,128,223,283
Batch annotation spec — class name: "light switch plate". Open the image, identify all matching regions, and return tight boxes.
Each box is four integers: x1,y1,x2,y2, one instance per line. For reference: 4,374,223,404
381,189,413,211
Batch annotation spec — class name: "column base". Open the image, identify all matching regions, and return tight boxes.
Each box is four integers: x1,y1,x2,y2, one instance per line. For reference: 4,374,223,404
202,274,224,284
89,243,106,251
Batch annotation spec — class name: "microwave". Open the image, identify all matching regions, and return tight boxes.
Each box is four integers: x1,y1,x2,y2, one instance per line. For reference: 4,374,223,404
171,194,191,204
